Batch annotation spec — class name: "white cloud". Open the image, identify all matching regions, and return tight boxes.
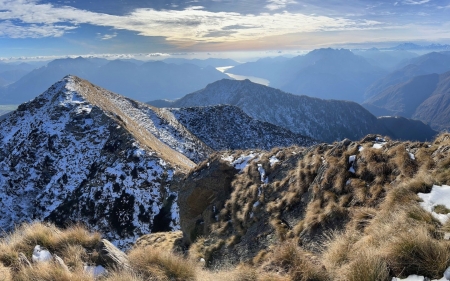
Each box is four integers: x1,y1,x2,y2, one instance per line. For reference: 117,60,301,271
0,20,75,38
265,0,296,10
100,32,117,40
403,0,430,5
0,0,384,44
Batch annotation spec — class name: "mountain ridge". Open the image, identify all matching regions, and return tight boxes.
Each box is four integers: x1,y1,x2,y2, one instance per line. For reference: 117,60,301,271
150,79,436,142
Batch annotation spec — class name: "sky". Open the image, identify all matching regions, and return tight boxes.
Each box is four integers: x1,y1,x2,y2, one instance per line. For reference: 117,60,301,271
1,0,450,60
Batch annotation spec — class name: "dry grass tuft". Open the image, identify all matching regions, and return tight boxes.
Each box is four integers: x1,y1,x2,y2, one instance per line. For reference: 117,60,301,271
14,261,92,281
0,263,12,281
0,222,101,269
264,242,329,281
102,270,145,281
341,250,389,281
384,227,450,278
129,245,197,281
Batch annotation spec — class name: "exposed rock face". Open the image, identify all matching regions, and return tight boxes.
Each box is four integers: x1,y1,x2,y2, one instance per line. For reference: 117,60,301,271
177,155,238,245
0,76,211,248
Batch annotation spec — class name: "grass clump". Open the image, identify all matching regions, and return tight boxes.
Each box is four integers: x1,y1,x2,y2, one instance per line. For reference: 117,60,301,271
384,227,450,279
128,246,197,281
14,261,92,281
343,250,389,281
434,204,450,214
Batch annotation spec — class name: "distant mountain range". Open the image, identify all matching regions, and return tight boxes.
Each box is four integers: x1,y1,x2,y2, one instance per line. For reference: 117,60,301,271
0,62,36,87
364,71,450,131
226,48,386,102
0,57,228,104
386,43,450,51
364,52,450,100
149,79,437,142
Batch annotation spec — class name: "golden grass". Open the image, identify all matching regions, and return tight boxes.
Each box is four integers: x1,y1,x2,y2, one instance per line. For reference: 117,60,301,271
264,242,329,281
14,261,92,281
384,227,450,278
129,246,197,281
341,250,389,281
0,222,101,269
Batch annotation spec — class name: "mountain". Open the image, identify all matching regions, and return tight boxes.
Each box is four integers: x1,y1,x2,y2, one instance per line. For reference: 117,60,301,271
365,52,450,100
363,71,450,131
352,48,418,71
166,105,317,150
151,79,380,142
363,73,440,117
174,133,450,279
0,75,216,248
2,132,450,280
0,57,228,104
162,58,240,67
388,42,450,51
150,79,437,142
0,76,321,247
377,116,437,141
226,48,386,102
0,62,36,87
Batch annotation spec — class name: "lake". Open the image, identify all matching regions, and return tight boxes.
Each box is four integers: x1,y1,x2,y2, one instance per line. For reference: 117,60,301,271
216,66,270,86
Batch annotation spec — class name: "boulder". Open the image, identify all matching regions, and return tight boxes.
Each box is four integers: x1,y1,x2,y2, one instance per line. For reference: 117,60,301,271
97,239,130,271
177,156,237,245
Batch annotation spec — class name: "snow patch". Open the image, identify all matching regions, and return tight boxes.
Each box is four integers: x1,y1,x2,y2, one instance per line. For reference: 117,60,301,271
418,185,450,224
269,156,280,166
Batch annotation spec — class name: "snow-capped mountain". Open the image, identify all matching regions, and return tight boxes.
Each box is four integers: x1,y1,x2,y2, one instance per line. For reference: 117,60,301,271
0,76,318,248
159,79,386,142
0,75,215,248
166,105,317,150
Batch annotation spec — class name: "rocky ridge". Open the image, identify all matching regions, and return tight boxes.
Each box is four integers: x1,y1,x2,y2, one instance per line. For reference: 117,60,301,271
0,76,316,248
155,79,393,142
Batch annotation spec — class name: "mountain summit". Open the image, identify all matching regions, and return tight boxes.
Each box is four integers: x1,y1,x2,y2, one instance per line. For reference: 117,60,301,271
0,76,317,247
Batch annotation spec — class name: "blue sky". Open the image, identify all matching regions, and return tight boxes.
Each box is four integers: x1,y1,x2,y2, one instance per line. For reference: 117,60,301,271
1,0,450,60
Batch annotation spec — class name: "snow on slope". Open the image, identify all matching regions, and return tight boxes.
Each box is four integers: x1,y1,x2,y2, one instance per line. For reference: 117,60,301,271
0,76,212,248
165,105,317,151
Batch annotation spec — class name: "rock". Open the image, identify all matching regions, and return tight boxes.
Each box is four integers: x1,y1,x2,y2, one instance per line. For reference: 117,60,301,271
54,255,70,272
17,252,31,267
97,239,131,270
84,265,107,277
176,155,238,245
31,245,52,263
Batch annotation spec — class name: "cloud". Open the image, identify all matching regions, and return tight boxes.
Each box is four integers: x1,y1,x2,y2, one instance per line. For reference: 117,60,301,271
0,0,384,45
265,0,296,11
0,20,75,38
100,32,118,40
403,0,430,5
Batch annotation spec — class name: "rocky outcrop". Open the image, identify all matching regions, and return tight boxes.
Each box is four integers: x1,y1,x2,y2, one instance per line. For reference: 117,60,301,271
177,155,238,245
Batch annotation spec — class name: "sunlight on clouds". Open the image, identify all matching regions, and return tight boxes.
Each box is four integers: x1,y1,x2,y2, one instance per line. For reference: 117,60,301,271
0,0,384,45
265,0,297,11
